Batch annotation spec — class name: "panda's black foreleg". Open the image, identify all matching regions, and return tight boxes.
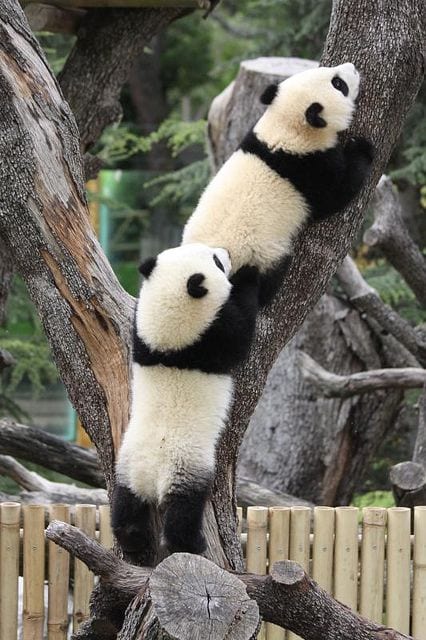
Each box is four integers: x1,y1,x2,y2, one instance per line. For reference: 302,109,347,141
162,476,212,555
340,137,374,202
111,483,159,566
257,255,292,307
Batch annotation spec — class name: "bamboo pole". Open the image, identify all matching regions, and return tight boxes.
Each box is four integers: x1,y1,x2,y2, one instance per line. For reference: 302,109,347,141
267,507,290,640
73,505,96,633
412,506,426,639
288,506,311,640
0,502,21,640
246,507,268,640
333,506,358,611
48,505,71,640
98,505,113,550
359,507,386,624
23,505,46,640
386,507,411,634
312,506,335,593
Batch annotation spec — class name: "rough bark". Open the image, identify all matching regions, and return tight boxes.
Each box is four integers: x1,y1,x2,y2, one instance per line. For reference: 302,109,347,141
298,352,426,397
413,386,426,466
0,0,134,485
236,476,313,509
58,7,188,152
0,419,104,487
46,522,415,640
238,295,402,505
389,461,426,508
365,175,426,308
336,256,426,366
0,454,107,504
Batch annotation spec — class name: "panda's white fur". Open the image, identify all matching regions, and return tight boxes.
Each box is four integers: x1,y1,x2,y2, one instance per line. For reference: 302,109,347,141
116,243,234,502
116,365,233,503
112,242,259,562
182,63,368,287
136,244,231,352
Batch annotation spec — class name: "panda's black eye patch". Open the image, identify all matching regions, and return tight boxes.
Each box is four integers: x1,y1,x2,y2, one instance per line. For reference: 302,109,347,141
213,254,225,272
332,76,349,97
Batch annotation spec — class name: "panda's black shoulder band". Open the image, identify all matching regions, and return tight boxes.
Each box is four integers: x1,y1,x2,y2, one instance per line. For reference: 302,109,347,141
240,129,271,159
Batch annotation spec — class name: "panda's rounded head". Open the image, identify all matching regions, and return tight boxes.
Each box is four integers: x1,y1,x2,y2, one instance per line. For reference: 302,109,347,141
255,62,360,154
135,243,232,352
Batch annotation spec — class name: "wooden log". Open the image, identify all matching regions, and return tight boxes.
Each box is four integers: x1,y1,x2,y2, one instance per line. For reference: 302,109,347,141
412,506,426,639
0,502,21,640
0,419,104,487
45,520,417,640
389,460,426,507
73,505,96,633
386,507,410,633
333,507,358,611
24,3,85,33
359,507,386,624
48,505,71,640
312,506,334,594
23,504,45,640
237,477,313,508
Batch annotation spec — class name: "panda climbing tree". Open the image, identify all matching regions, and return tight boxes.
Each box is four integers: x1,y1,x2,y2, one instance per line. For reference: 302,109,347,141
0,0,424,638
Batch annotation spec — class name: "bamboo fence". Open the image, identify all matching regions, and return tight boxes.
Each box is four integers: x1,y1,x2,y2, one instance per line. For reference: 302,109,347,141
0,503,425,639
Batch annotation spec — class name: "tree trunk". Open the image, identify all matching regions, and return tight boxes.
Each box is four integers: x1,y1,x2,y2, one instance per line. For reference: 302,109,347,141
59,7,188,152
239,294,402,505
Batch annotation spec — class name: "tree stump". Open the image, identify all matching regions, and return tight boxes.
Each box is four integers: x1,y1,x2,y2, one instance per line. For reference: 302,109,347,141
118,553,260,640
390,461,426,507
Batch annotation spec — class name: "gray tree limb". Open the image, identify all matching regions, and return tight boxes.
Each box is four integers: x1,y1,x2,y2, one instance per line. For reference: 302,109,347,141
336,256,426,366
413,385,426,466
364,175,426,308
0,454,107,504
46,521,414,640
298,350,426,398
0,418,104,487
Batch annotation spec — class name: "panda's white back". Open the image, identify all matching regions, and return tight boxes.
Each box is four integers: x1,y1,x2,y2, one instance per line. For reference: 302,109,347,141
116,364,233,502
182,149,308,273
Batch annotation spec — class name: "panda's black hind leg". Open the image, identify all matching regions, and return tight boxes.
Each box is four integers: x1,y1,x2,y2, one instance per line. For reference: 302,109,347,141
162,478,211,555
111,483,159,566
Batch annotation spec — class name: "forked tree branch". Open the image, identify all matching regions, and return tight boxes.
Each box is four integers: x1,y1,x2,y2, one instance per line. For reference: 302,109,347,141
46,521,414,640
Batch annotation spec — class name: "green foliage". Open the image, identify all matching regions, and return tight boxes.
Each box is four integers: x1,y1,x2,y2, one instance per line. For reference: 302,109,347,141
36,33,75,75
147,159,210,220
0,339,58,397
352,491,395,509
362,260,426,324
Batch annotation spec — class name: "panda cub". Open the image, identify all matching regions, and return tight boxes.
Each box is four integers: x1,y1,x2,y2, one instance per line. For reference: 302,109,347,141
182,62,374,305
112,243,259,564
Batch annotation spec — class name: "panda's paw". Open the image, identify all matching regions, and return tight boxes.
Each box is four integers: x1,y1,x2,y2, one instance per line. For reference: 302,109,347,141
346,136,374,163
230,265,260,287
166,530,207,555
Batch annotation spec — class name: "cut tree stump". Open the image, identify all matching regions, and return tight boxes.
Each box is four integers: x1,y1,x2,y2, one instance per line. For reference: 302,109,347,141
390,461,426,507
118,553,260,640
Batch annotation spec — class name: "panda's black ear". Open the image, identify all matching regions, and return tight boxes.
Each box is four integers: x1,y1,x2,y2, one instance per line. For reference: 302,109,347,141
187,273,208,298
139,256,157,278
260,84,278,105
305,102,327,128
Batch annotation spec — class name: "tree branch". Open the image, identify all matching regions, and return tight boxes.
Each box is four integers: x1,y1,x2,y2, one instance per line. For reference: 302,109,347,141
46,521,414,640
0,418,104,487
59,7,189,152
336,256,426,366
0,454,108,503
413,385,426,466
364,175,426,308
297,350,426,398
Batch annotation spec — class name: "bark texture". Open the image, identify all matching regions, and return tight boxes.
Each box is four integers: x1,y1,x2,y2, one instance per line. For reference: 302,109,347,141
0,236,13,325
59,7,188,152
365,175,426,308
46,521,415,640
0,0,133,484
238,295,402,505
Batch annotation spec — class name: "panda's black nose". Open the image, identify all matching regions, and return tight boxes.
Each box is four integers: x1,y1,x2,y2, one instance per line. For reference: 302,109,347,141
187,273,208,298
